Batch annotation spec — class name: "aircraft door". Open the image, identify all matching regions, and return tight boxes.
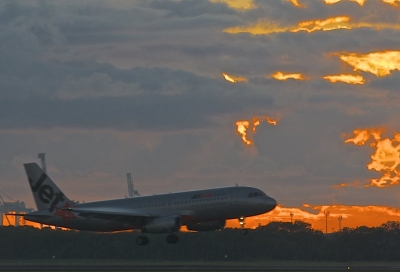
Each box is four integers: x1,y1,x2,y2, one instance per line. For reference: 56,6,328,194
230,187,239,206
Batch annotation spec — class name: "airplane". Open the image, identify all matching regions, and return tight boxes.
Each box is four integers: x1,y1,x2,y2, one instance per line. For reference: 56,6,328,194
21,163,277,245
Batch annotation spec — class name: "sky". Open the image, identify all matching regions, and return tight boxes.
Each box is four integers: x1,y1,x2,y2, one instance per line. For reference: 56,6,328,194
1,0,400,232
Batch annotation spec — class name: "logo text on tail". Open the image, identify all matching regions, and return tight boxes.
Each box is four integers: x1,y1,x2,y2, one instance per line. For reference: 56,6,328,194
29,173,65,212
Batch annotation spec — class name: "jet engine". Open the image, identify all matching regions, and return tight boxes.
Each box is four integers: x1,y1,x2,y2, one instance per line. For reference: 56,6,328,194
141,215,181,234
186,220,226,231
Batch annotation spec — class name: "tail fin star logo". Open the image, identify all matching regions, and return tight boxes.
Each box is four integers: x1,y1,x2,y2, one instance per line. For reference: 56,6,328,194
54,202,77,223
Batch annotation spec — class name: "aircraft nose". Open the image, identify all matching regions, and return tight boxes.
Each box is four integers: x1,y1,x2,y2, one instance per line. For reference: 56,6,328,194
264,196,277,212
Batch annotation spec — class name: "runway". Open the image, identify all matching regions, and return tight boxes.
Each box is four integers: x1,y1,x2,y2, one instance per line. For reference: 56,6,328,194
2,263,400,271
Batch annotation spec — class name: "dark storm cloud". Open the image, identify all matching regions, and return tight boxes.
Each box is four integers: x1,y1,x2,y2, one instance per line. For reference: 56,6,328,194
149,0,234,17
1,0,400,210
0,0,276,133
0,92,273,131
370,71,400,92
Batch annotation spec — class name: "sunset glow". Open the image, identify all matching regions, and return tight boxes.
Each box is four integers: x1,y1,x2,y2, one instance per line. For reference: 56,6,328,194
324,0,366,5
235,120,252,145
223,16,353,35
344,128,383,145
339,51,400,76
344,129,400,187
324,0,342,3
209,0,256,10
332,180,361,188
292,16,351,33
2,212,42,228
326,0,400,5
383,0,400,5
226,204,400,233
224,16,400,35
222,73,248,83
236,117,278,145
5,0,400,246
223,20,286,35
323,74,365,84
287,0,305,8
271,71,305,80
351,0,366,5
4,205,400,234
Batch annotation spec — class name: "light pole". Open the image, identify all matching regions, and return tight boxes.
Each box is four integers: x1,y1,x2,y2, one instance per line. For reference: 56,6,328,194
290,213,294,224
324,211,329,234
338,215,342,231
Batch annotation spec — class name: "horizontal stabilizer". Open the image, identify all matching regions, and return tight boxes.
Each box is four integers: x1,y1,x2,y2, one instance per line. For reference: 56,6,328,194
5,213,28,216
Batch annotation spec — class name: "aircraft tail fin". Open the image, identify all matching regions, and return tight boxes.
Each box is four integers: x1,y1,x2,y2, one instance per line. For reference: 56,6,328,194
24,163,74,213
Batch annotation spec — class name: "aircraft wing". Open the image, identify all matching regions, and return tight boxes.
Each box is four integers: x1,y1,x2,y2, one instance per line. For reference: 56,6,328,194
65,207,196,225
65,207,153,226
68,207,152,217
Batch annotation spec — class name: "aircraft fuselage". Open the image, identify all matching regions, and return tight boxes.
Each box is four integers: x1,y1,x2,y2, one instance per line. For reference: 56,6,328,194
26,186,276,232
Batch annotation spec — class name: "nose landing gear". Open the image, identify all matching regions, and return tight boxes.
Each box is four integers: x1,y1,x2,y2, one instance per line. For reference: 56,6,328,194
239,216,249,235
166,233,179,244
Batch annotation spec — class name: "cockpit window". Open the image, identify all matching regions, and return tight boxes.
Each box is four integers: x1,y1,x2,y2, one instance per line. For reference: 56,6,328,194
248,192,265,197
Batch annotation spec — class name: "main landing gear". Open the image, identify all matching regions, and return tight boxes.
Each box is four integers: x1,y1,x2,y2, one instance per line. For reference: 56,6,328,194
136,234,179,246
166,233,179,244
136,235,149,246
239,216,249,235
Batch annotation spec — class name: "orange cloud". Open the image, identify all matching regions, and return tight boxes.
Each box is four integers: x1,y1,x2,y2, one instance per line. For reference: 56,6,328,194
324,0,342,3
236,116,278,146
292,16,351,33
287,0,305,8
226,204,400,233
332,180,362,188
210,0,256,10
324,0,366,5
344,128,383,145
326,0,400,5
224,17,400,35
350,0,366,5
235,120,252,145
344,128,400,187
339,51,400,76
224,20,287,35
222,73,248,83
270,71,306,80
323,74,365,84
224,16,352,35
383,0,400,5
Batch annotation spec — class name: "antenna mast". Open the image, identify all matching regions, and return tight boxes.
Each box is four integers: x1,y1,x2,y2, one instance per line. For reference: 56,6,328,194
37,153,47,173
126,173,140,197
127,173,134,198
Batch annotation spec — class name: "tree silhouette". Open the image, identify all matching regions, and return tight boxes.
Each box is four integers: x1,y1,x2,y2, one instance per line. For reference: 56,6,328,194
1,221,400,261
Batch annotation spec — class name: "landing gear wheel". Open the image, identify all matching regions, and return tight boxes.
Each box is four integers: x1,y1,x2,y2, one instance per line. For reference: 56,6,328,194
166,234,179,244
136,235,149,246
238,216,248,235
241,229,249,235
